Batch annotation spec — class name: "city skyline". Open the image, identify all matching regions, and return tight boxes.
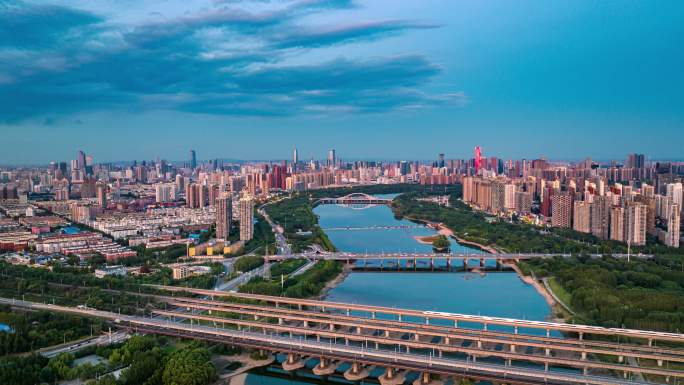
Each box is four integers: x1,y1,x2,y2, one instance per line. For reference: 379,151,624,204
2,0,684,163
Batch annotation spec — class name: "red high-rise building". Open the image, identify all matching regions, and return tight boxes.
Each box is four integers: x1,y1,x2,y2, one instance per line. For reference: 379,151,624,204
474,146,482,173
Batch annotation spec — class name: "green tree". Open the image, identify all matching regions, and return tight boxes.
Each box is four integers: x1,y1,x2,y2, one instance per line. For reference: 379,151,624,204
432,235,450,252
162,347,215,385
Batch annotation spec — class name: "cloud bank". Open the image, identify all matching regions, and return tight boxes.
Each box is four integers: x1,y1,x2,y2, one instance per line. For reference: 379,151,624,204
0,0,464,123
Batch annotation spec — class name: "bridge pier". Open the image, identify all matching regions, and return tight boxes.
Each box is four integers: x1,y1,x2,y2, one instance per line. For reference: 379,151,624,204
312,357,338,376
479,258,485,268
430,258,434,271
412,372,444,385
282,353,305,371
446,257,451,271
379,367,406,385
344,362,369,381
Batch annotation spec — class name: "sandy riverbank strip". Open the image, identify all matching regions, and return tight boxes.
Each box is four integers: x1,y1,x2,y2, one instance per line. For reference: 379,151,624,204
507,263,568,322
316,263,353,300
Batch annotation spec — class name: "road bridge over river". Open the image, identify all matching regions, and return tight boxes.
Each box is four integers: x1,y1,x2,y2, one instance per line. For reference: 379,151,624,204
263,252,653,270
6,288,682,385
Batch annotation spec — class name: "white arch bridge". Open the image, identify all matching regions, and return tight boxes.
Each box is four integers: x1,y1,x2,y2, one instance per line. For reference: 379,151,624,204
314,193,393,207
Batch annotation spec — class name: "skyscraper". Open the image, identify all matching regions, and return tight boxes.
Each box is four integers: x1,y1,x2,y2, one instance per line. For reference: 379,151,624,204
328,149,336,167
77,150,86,170
216,194,232,242
474,146,482,174
239,195,254,241
190,149,197,169
293,146,298,165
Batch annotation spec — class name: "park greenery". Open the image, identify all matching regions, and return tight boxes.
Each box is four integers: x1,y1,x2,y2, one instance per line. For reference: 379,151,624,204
520,256,684,332
264,194,335,252
0,305,105,355
0,334,217,385
269,258,307,277
233,255,264,273
239,260,342,298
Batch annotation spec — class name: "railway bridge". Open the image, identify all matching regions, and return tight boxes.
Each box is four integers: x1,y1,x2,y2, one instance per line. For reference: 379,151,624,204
5,288,683,385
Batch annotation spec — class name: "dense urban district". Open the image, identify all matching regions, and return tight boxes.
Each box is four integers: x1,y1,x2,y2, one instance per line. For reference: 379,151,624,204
0,147,683,385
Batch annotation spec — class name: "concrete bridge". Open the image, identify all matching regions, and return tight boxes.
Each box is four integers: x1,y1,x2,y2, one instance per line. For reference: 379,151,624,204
8,289,682,385
321,225,424,231
263,252,653,270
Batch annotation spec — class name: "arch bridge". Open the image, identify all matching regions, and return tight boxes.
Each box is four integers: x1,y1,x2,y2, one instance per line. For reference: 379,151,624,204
314,192,393,207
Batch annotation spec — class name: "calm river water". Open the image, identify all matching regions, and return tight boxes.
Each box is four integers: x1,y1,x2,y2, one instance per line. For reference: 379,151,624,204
240,195,552,385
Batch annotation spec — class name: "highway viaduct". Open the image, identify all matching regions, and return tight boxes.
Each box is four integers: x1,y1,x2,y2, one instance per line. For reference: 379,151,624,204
11,285,680,385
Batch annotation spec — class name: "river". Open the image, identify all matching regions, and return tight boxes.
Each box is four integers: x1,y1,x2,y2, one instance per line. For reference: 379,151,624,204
238,195,552,385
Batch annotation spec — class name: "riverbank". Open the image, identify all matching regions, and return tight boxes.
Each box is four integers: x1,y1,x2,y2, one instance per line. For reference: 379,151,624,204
508,263,567,322
316,263,352,300
406,216,500,254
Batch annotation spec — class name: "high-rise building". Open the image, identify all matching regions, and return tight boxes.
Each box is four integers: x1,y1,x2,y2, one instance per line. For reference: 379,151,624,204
216,194,232,242
626,153,645,169
666,183,683,214
190,149,197,169
239,195,254,241
624,201,647,246
490,181,506,214
198,184,208,207
474,146,482,174
95,181,107,208
610,206,625,242
591,195,611,240
504,184,517,210
77,150,86,170
155,183,175,203
515,191,532,215
666,203,680,248
551,192,573,228
293,146,299,165
572,201,591,233
186,183,202,208
328,149,336,167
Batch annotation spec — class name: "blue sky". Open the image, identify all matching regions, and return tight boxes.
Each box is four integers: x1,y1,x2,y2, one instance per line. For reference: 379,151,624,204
1,0,683,164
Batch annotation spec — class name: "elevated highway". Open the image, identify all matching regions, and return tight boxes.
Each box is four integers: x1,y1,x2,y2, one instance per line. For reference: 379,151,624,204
3,296,676,385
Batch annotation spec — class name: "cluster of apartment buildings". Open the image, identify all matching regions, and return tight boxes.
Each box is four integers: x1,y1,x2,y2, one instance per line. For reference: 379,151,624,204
33,231,137,261
463,175,681,248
